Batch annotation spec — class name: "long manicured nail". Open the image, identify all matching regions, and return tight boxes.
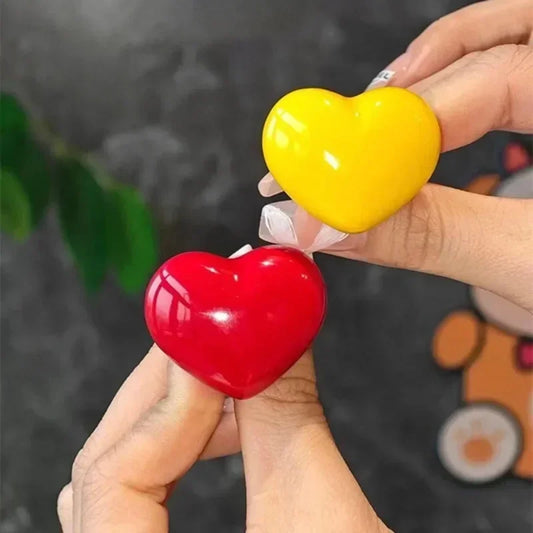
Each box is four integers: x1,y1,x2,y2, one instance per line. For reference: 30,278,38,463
259,201,297,247
293,207,323,250
366,52,411,90
230,244,253,258
366,69,396,90
259,200,348,253
258,173,283,197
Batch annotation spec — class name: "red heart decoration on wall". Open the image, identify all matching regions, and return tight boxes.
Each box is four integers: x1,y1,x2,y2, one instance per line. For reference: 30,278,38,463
144,245,326,398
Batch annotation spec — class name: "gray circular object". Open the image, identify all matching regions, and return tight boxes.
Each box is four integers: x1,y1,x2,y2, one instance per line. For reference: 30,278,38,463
495,167,533,199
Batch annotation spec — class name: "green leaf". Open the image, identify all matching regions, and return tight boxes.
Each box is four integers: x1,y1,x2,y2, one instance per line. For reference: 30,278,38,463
12,140,51,226
55,158,108,292
0,93,29,169
0,168,32,240
106,185,158,293
1,93,51,226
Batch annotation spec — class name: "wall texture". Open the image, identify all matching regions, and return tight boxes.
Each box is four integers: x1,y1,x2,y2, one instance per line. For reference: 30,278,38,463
2,1,530,532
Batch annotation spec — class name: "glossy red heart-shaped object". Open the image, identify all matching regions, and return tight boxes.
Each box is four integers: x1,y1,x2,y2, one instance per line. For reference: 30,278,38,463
144,245,326,398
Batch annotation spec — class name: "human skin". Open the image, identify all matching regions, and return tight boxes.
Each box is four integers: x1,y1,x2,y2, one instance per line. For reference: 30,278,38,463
58,1,533,531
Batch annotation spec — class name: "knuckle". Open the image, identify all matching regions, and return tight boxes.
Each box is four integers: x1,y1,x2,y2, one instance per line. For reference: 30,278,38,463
393,187,446,271
420,190,448,270
414,16,457,56
82,455,114,499
474,44,531,71
71,446,92,486
78,458,116,521
421,8,472,49
259,374,319,405
425,14,455,38
506,44,533,73
251,374,325,427
71,439,112,490
472,45,533,128
83,458,108,488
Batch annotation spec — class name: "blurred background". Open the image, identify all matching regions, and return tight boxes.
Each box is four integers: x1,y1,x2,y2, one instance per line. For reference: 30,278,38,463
1,0,531,531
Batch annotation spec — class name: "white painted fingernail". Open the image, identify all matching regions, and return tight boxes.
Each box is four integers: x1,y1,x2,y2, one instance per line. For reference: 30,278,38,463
258,173,284,197
366,52,413,90
229,244,253,258
365,69,396,91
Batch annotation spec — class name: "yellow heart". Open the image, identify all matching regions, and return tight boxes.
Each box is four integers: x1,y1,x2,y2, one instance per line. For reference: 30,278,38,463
262,87,441,233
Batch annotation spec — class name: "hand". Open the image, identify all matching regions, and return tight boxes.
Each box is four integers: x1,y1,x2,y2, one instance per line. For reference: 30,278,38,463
57,345,239,532
322,0,533,313
58,2,533,531
58,346,391,533
236,350,391,533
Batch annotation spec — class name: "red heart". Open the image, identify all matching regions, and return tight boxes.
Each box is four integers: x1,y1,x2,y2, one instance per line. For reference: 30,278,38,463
144,245,326,398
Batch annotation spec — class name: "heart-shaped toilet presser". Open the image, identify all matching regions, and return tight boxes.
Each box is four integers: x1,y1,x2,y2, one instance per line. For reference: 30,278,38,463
262,86,441,234
145,245,326,399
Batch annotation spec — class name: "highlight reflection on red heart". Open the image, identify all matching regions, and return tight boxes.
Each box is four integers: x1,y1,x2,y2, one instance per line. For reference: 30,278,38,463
144,245,326,398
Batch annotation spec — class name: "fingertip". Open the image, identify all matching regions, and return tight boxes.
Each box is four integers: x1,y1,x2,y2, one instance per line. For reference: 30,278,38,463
223,397,235,413
391,0,533,91
57,483,73,532
258,173,283,197
163,362,225,430
200,411,241,459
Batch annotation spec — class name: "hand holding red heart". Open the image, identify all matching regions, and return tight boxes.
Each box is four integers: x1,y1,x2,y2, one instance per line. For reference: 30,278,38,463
58,1,532,530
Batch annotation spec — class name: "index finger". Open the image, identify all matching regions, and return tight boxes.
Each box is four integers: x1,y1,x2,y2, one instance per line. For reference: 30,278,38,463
381,0,533,88
80,362,224,532
410,44,533,151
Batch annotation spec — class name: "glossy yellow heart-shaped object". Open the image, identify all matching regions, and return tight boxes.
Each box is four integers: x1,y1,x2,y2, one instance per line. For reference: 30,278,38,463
262,87,441,233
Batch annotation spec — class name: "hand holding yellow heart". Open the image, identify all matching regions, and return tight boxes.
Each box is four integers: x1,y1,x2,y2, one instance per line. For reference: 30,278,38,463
262,87,441,233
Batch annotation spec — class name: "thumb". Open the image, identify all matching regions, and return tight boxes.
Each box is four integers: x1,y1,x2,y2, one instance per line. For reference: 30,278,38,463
235,351,329,500
323,183,533,313
235,351,387,531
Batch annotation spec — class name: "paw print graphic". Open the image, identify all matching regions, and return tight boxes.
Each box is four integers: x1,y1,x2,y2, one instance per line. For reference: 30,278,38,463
433,141,533,484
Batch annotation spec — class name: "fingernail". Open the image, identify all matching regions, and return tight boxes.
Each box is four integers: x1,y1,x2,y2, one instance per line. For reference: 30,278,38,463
258,173,283,197
293,207,323,250
229,244,253,259
258,201,298,247
259,200,348,253
223,397,235,413
366,52,411,90
387,51,412,74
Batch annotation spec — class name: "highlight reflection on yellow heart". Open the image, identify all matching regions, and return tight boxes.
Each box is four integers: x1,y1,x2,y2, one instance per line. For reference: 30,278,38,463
262,87,441,233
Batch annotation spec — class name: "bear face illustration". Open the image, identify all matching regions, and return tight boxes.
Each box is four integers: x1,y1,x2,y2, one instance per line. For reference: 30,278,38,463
433,145,532,484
